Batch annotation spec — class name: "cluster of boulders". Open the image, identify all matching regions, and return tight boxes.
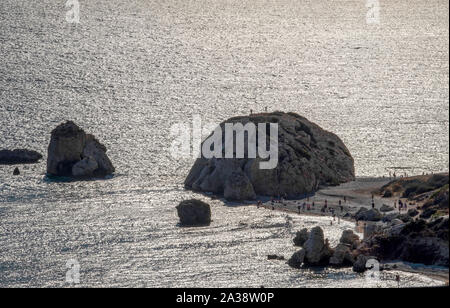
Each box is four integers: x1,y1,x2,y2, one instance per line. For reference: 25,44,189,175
176,199,212,226
0,149,42,165
47,121,115,178
288,227,363,270
185,112,355,201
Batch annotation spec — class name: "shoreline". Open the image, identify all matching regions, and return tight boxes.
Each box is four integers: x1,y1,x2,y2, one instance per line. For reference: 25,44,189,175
235,175,449,285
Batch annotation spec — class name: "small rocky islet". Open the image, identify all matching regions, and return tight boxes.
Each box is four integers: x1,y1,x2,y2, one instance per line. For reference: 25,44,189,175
182,112,448,274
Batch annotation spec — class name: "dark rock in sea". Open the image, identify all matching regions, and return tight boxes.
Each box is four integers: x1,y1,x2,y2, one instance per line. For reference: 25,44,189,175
185,112,355,201
267,255,285,261
46,121,115,178
176,199,211,226
293,228,309,247
0,149,43,165
13,167,20,175
355,207,382,221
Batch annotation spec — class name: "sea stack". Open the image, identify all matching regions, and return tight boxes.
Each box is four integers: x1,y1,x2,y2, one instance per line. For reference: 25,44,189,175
185,112,355,201
46,121,115,178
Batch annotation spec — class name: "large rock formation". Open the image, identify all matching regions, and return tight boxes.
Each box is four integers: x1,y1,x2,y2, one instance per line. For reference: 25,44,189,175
176,199,212,226
0,149,42,165
46,121,115,178
185,112,355,201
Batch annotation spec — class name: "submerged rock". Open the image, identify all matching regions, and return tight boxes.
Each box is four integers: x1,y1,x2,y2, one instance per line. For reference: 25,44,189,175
46,121,115,178
176,199,211,226
185,112,355,201
0,149,42,165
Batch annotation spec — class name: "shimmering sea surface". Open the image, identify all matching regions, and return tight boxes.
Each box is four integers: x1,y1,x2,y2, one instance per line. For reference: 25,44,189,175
0,0,448,287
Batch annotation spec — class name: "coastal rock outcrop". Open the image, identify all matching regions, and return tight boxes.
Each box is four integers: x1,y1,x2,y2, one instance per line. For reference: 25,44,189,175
13,167,20,175
185,112,355,201
293,228,310,247
176,199,212,226
46,121,115,178
0,149,43,165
